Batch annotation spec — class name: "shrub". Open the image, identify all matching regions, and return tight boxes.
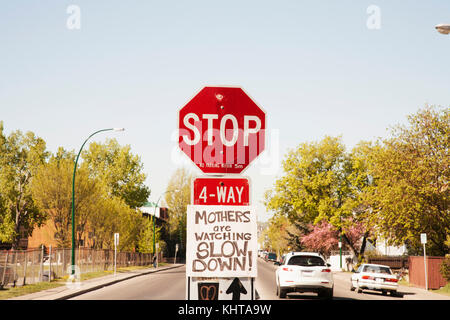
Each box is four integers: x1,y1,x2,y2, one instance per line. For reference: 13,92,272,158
440,254,450,282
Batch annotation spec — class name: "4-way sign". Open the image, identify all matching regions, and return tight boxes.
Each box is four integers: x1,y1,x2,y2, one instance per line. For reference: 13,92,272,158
192,177,250,206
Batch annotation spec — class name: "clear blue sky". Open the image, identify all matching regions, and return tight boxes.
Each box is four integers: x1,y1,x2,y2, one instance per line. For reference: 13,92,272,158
1,1,449,222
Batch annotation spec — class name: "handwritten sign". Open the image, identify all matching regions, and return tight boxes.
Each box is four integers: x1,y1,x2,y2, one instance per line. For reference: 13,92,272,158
186,205,257,277
197,282,219,300
188,277,254,300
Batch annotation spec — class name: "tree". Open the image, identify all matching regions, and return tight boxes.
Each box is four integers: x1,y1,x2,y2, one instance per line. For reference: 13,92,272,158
284,220,310,252
0,122,48,248
301,220,339,256
264,214,291,258
31,148,102,247
82,139,150,208
301,219,366,257
364,106,449,255
87,195,148,251
265,136,352,224
164,167,193,256
264,136,372,259
136,216,163,254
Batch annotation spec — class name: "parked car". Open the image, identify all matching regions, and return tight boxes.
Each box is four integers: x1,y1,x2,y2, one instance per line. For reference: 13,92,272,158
265,252,277,262
350,263,398,296
275,252,333,299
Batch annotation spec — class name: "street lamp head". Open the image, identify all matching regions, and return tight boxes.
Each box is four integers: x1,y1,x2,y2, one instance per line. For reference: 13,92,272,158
435,24,450,35
113,128,125,132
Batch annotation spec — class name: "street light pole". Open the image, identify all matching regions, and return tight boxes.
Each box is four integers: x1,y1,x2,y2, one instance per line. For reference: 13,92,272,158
435,23,450,34
153,194,163,260
71,128,124,275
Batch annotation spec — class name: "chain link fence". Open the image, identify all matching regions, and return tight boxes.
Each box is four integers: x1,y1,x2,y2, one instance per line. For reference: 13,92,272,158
0,247,158,289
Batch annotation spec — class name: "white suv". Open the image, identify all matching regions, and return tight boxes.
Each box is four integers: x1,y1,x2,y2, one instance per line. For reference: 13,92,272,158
275,252,334,299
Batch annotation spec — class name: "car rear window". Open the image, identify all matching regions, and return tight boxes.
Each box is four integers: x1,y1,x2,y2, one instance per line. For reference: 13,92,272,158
287,255,325,267
268,253,276,259
363,265,392,274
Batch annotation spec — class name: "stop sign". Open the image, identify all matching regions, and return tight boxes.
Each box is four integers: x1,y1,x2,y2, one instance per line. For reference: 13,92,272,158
178,87,266,174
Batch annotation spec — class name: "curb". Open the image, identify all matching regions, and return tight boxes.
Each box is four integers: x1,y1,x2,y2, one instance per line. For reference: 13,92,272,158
56,264,184,300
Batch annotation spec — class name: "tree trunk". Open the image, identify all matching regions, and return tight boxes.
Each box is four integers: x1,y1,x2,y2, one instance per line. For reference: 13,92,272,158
359,231,370,257
12,206,21,250
342,233,358,258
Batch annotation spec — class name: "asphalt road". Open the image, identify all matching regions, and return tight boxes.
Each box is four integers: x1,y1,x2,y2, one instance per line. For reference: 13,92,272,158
71,259,449,300
71,266,187,300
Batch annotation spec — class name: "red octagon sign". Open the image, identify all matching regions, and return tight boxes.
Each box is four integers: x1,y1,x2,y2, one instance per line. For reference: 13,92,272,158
178,86,266,174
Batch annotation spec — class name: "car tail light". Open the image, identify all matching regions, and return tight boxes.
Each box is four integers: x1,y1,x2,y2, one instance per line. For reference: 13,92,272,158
321,268,331,272
282,267,292,272
362,275,374,280
385,278,398,283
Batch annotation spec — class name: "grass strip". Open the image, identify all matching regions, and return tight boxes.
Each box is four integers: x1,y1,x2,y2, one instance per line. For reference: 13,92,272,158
0,281,65,300
0,263,166,300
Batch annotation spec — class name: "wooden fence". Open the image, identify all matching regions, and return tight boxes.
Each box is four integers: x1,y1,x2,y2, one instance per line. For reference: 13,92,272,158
367,256,409,270
408,256,447,290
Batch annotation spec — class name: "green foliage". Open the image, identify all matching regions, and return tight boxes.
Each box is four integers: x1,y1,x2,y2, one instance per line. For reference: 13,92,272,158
440,255,450,282
164,167,193,255
31,149,103,247
364,106,449,256
136,217,163,254
0,123,153,252
82,139,150,208
88,195,147,251
0,122,49,247
262,214,291,257
264,106,449,258
264,136,373,258
265,136,355,226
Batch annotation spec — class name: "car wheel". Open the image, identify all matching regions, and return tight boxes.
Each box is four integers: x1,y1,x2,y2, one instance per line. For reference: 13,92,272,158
319,288,333,299
390,290,397,297
277,281,287,299
356,281,363,294
350,281,355,291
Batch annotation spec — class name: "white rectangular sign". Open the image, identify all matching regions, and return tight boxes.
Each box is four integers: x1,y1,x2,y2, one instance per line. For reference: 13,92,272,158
421,233,427,244
114,233,119,246
186,205,257,278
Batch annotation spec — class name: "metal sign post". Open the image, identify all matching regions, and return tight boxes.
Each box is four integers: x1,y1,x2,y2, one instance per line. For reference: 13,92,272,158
155,243,159,268
174,243,179,264
421,233,427,290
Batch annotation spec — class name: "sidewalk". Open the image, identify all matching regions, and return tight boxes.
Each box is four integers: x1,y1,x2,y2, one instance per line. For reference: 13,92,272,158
333,272,450,300
8,264,184,300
